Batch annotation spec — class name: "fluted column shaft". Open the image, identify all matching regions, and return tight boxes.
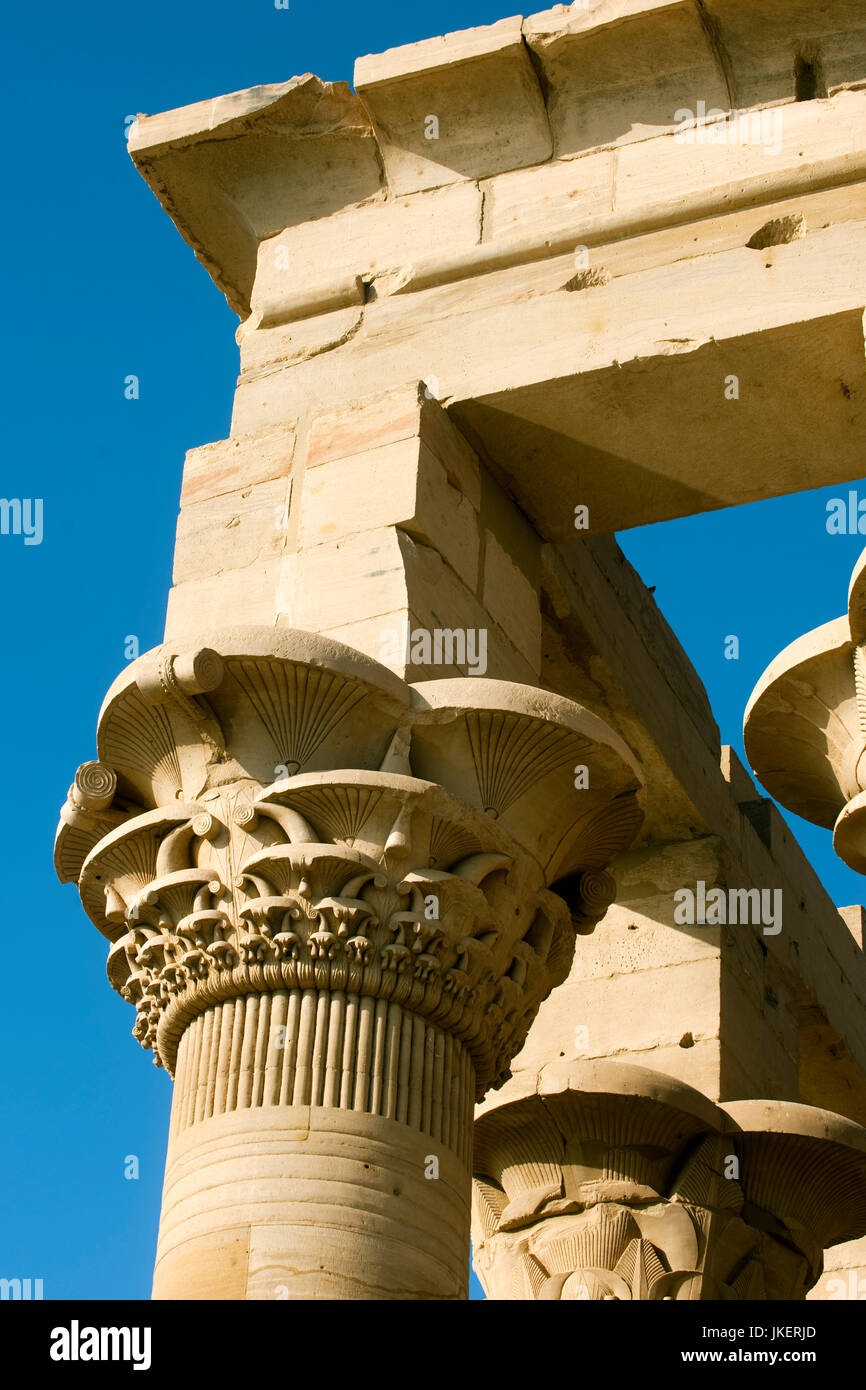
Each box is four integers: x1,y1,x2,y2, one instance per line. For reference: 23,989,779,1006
154,994,473,1298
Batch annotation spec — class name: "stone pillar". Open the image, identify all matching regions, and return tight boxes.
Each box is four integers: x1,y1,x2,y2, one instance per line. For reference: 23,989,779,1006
165,380,543,689
472,1061,866,1300
55,629,644,1298
67,2,866,1304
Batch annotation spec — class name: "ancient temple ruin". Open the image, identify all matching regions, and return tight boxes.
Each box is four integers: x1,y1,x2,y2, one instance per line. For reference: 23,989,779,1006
56,0,866,1299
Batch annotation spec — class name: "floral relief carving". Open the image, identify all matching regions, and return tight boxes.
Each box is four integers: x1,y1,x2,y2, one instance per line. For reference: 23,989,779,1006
58,628,646,1092
472,1064,866,1301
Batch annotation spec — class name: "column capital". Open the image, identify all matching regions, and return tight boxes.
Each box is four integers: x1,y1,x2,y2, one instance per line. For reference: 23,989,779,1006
745,544,866,872
56,626,644,1094
472,1060,866,1300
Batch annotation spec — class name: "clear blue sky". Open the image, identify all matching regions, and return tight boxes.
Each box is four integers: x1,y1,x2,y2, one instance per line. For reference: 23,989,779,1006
2,0,863,1302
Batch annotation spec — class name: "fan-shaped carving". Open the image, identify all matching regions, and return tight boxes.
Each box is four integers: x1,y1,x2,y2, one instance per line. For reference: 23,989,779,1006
542,1206,639,1275
428,816,483,868
473,1177,508,1239
99,688,182,805
228,659,366,769
465,710,583,816
549,792,643,882
669,1134,744,1213
276,783,382,844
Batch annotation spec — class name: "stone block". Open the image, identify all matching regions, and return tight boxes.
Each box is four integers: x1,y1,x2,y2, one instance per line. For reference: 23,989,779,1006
481,528,540,667
808,1233,866,1300
292,527,410,635
251,185,482,326
721,744,760,804
291,527,536,683
707,0,866,109
525,0,726,158
180,424,295,507
307,383,482,507
152,1228,249,1300
298,437,480,590
512,955,723,1075
615,90,866,226
480,149,614,248
129,74,382,317
172,476,289,585
355,16,551,196
164,557,289,643
840,905,866,949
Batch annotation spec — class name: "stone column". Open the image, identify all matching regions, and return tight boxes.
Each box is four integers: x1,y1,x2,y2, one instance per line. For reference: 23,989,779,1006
745,544,866,1300
56,629,643,1298
472,1061,866,1300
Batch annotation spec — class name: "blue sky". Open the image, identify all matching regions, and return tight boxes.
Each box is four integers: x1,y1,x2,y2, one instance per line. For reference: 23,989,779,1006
2,0,863,1302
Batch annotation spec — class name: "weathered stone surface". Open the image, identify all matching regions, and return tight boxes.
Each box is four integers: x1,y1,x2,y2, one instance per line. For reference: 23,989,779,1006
354,17,552,195
251,185,482,328
524,0,727,157
298,436,479,589
128,75,382,317
164,559,291,644
180,424,295,507
707,0,866,108
173,477,289,585
479,149,614,247
307,384,481,511
808,1233,866,1301
55,0,866,1304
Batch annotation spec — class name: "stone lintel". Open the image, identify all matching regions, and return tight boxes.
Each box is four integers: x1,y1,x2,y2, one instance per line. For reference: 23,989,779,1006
128,74,381,317
451,302,866,540
128,5,866,317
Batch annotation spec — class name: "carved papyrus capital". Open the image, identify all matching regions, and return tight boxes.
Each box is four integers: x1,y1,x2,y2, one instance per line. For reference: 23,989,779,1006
745,544,866,873
472,1062,866,1299
57,628,645,1099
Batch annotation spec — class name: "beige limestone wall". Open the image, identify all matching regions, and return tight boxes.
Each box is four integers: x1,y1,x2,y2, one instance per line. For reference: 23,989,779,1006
166,423,296,640
509,834,800,1103
535,536,866,1124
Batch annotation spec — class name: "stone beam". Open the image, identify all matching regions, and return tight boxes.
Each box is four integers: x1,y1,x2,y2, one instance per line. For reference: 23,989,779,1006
127,5,866,536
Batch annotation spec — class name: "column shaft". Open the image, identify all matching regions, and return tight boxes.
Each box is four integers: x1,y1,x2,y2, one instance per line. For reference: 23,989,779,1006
154,993,474,1299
